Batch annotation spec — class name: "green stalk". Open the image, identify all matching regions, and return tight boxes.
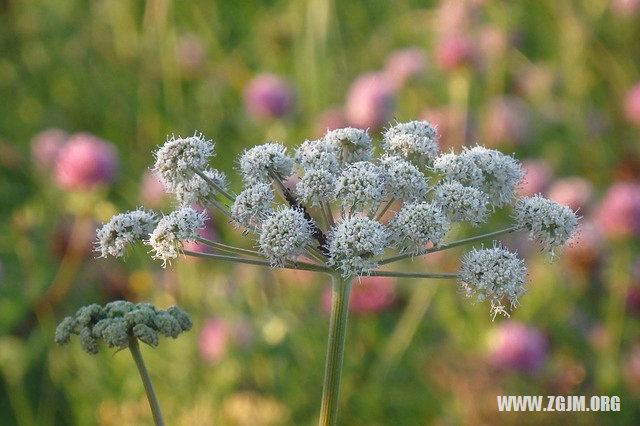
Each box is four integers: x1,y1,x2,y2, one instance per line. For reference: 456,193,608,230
318,275,352,426
128,336,164,426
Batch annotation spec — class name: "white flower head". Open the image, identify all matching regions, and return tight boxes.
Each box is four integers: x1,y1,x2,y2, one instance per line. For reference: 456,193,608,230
239,142,294,183
323,127,373,164
434,146,523,208
458,244,528,319
174,169,228,206
230,183,274,227
335,161,387,211
153,132,215,192
389,202,450,253
258,207,314,266
294,139,340,174
513,195,579,256
382,120,439,165
147,207,207,267
433,181,489,226
327,217,388,277
379,155,429,201
95,209,157,258
296,169,337,206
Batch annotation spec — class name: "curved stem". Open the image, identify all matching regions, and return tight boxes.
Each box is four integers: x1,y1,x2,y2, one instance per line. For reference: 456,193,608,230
379,226,521,266
369,270,459,279
319,275,352,426
192,168,235,202
182,249,332,273
128,336,164,426
195,237,263,258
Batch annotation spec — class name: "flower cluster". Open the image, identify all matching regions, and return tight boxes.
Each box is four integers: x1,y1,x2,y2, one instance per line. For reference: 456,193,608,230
55,301,192,354
93,119,579,317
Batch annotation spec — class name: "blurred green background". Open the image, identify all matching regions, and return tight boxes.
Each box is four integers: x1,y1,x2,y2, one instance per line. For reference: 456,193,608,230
1,0,640,424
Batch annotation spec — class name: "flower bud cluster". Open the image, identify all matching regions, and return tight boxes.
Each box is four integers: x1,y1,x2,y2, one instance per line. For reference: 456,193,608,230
54,301,192,354
382,120,439,165
153,133,214,192
148,207,207,267
95,209,157,258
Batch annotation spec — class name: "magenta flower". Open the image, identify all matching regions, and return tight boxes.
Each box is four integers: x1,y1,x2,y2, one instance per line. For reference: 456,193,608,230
482,96,530,146
243,73,295,119
624,83,640,125
31,128,68,170
546,177,593,212
344,72,395,130
54,133,118,191
383,47,426,89
487,321,548,373
322,276,396,315
199,318,228,364
313,107,348,137
611,0,640,16
594,181,640,238
518,160,553,197
176,35,205,76
434,33,474,72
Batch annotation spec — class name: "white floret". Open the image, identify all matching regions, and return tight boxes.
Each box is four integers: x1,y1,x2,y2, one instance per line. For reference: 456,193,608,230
174,169,227,206
458,244,528,319
258,207,314,265
327,217,388,277
239,142,294,183
388,202,450,253
379,155,429,201
95,209,157,258
382,120,439,165
147,207,207,267
230,183,274,227
294,139,340,173
323,127,373,164
153,132,215,192
296,169,337,206
335,161,387,211
433,181,489,226
512,194,579,256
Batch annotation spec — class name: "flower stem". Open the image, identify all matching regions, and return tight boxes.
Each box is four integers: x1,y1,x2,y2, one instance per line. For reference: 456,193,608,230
128,336,164,426
195,237,264,258
182,249,332,273
378,226,521,266
369,270,459,279
319,275,352,426
192,168,236,202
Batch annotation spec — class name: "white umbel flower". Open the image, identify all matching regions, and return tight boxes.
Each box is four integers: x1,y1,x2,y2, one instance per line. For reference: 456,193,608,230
434,146,523,208
327,217,388,277
458,244,528,318
148,207,206,267
258,207,313,265
433,181,489,226
174,169,227,206
389,202,450,252
296,169,337,206
153,133,215,192
294,139,340,174
323,127,373,164
95,209,157,258
230,183,274,227
335,161,387,211
239,142,294,183
513,195,579,255
382,120,439,165
379,155,429,201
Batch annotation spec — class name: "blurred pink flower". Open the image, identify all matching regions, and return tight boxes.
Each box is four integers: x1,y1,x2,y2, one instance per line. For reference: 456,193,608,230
434,33,474,72
183,211,218,254
313,107,347,137
624,83,640,125
322,276,396,315
436,0,472,35
487,322,548,373
383,47,426,89
199,318,228,364
477,26,508,65
31,128,68,170
518,160,553,197
611,0,640,16
514,64,555,101
594,181,640,238
344,72,395,129
546,177,593,212
243,73,295,119
54,133,118,191
176,35,205,75
624,346,640,392
483,96,530,146
139,171,167,208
